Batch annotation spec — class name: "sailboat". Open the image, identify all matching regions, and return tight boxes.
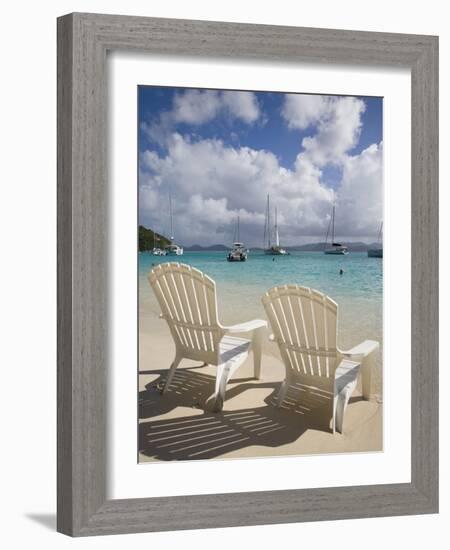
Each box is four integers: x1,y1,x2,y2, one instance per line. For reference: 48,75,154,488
164,185,183,256
324,204,348,255
263,195,288,255
151,229,167,256
368,222,383,258
227,216,248,262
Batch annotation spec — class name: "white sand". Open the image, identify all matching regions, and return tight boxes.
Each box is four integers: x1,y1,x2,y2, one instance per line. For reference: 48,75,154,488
139,310,382,463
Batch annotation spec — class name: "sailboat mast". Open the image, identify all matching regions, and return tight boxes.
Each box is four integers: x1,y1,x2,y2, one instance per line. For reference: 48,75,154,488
275,207,280,247
378,222,383,244
331,204,335,244
267,195,271,248
237,215,240,242
169,186,174,242
263,198,266,249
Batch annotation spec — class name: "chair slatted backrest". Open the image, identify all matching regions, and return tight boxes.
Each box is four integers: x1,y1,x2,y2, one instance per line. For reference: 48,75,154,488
262,285,339,379
148,263,224,363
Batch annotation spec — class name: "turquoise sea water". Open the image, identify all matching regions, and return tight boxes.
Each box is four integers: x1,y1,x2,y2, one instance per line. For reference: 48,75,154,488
139,251,383,364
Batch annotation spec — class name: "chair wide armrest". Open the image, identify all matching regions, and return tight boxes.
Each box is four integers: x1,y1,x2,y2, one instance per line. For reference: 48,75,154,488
224,319,267,334
342,339,379,360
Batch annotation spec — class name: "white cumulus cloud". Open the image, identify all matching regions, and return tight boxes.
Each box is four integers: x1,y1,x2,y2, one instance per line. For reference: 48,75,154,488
336,142,383,237
140,133,335,246
281,94,330,130
282,94,366,166
221,91,260,123
142,89,261,146
172,90,221,125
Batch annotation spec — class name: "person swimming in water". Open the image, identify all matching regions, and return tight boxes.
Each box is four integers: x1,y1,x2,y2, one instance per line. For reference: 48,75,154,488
339,268,344,276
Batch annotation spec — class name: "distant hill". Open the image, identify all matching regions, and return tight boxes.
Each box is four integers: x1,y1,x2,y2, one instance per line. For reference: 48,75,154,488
138,232,377,253
251,242,377,252
184,244,230,252
286,241,377,252
139,225,171,251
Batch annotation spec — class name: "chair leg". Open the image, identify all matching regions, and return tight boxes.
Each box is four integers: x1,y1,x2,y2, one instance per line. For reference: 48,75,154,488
252,327,264,379
211,362,231,412
332,363,360,433
333,380,357,434
207,351,249,412
333,392,348,434
162,356,182,394
277,379,289,407
212,393,224,413
361,351,376,400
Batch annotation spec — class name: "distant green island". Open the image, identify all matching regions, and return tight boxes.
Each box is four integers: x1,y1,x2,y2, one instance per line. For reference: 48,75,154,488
139,225,171,251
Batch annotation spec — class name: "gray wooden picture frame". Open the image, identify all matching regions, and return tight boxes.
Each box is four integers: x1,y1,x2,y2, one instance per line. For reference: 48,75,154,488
57,12,438,537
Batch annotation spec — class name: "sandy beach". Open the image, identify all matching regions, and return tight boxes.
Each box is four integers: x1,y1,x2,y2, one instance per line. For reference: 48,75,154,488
139,294,382,462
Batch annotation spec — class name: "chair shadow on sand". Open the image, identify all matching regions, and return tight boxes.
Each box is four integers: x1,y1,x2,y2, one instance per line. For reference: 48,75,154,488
139,364,364,461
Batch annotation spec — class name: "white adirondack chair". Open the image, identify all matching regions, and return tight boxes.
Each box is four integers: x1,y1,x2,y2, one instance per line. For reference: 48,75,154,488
148,263,267,412
261,285,379,433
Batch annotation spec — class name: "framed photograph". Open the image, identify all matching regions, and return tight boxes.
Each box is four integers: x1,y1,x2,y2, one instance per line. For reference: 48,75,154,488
137,85,384,462
57,13,438,536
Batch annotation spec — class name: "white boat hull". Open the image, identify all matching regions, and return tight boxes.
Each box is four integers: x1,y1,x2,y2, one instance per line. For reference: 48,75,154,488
324,248,349,255
152,248,167,256
166,249,184,256
227,252,247,262
165,245,184,255
227,243,248,261
265,247,289,255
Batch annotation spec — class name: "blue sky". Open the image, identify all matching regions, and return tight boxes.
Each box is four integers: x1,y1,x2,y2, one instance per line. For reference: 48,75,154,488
139,87,381,173
138,86,383,246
